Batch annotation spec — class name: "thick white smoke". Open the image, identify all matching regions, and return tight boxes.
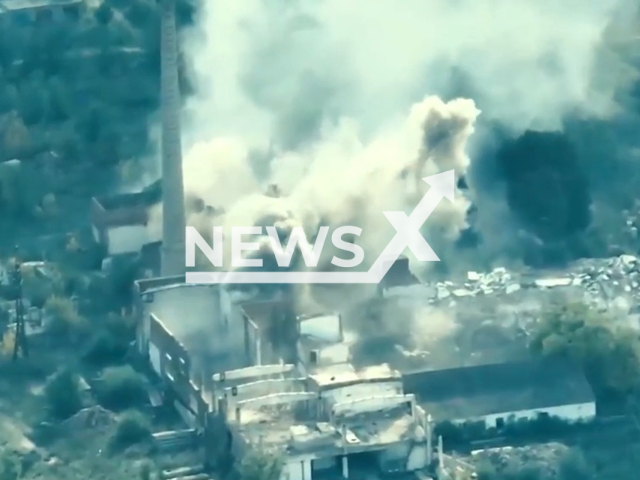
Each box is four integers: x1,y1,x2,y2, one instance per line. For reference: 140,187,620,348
182,96,477,277
166,0,637,277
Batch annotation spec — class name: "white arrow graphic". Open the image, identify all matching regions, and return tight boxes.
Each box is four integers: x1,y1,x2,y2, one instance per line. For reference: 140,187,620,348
185,169,454,284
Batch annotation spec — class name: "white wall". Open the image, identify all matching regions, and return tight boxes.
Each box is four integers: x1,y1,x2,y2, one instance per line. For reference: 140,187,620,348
300,315,342,342
322,381,403,406
149,342,161,377
454,402,597,429
106,223,161,255
107,225,148,255
406,444,428,471
91,225,101,244
316,343,350,366
281,459,312,480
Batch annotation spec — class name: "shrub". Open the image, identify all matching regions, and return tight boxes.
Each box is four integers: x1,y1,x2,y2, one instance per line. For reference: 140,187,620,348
97,365,147,411
44,296,89,341
82,329,128,367
44,369,82,419
110,410,151,450
0,449,21,480
82,313,135,366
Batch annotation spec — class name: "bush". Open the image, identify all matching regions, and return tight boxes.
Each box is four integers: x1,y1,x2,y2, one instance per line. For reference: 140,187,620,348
0,450,21,480
44,369,82,419
82,329,128,366
97,365,147,411
44,296,89,341
82,313,136,366
110,410,151,450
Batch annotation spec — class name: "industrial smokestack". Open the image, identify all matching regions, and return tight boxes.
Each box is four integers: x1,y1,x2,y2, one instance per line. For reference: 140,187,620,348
160,0,187,276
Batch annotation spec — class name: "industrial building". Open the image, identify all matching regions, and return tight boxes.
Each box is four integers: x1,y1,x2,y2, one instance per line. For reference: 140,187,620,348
218,362,431,480
132,266,601,480
403,359,596,428
91,181,162,259
133,276,435,479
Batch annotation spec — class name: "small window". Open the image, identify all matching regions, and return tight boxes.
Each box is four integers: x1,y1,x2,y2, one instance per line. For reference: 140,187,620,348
495,417,505,429
309,350,318,365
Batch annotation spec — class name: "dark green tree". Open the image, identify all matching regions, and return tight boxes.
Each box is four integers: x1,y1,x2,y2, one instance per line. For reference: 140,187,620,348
44,369,82,419
530,301,640,396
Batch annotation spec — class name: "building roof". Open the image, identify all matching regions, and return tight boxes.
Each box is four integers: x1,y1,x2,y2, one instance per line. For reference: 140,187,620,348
91,181,161,228
404,359,594,421
0,0,82,12
95,180,161,212
309,363,401,389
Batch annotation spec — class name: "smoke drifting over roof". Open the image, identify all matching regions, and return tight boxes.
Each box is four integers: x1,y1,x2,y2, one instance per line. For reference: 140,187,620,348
156,0,639,276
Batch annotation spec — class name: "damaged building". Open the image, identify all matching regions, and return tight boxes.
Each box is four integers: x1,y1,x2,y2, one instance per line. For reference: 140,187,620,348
91,180,162,261
131,254,640,476
133,276,435,478
217,361,431,480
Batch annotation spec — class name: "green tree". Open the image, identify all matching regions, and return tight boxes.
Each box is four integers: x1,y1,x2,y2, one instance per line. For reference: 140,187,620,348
97,365,147,411
44,369,82,419
530,302,640,396
238,450,283,480
44,296,89,341
110,410,151,450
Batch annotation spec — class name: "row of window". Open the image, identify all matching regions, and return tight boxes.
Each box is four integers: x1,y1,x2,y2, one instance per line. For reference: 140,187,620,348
0,4,81,26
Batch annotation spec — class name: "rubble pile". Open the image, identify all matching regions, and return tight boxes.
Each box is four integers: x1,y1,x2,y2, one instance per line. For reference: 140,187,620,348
393,254,640,311
470,443,571,479
61,406,116,433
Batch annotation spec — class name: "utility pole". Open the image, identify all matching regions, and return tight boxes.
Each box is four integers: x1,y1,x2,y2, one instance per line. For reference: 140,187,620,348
12,250,28,360
160,0,187,276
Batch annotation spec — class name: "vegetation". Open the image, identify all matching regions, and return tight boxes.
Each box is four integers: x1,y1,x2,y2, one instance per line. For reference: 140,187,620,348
82,313,135,366
478,451,596,480
44,369,82,420
0,0,194,234
110,410,151,450
435,415,585,447
0,450,21,480
476,448,594,480
44,296,89,341
238,449,283,480
97,365,147,411
530,301,640,399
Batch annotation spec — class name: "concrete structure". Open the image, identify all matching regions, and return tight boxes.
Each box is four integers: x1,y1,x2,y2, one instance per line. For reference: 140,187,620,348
403,359,596,428
0,0,84,25
133,279,432,477
218,361,430,480
91,181,162,258
159,0,186,276
132,270,599,477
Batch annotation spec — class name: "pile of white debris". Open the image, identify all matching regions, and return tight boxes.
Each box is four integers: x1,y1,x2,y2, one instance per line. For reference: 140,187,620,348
469,442,572,478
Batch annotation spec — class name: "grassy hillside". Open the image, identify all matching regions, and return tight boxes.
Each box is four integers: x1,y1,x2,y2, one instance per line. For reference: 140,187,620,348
0,0,193,242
